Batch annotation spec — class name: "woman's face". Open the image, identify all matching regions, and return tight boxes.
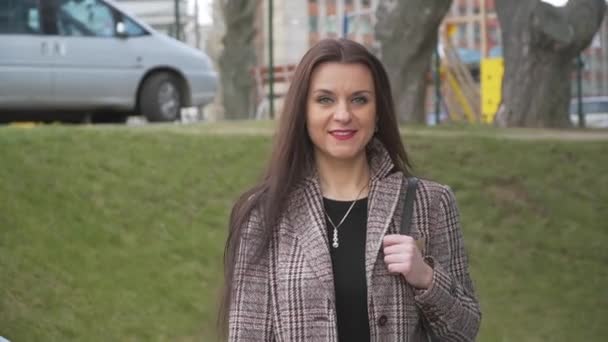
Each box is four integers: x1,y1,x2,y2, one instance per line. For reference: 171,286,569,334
306,62,376,163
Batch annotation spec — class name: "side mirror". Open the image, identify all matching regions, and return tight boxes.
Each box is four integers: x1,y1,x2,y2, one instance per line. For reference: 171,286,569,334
116,22,127,38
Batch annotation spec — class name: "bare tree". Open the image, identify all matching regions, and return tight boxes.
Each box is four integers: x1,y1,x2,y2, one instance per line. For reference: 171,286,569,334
375,0,452,124
219,0,258,119
495,0,606,128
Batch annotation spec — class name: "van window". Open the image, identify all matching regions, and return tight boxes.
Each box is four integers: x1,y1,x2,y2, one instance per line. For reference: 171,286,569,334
584,101,608,114
0,0,41,34
124,17,147,37
57,0,116,37
571,100,608,114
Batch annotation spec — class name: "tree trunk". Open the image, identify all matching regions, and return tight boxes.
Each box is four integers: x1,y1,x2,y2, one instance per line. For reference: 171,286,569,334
375,0,452,124
219,0,258,119
495,0,606,128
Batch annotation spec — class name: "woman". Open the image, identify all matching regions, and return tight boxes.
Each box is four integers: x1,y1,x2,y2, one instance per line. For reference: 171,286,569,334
220,39,481,341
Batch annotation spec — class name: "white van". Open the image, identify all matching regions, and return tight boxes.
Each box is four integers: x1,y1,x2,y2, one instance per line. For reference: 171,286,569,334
0,0,218,122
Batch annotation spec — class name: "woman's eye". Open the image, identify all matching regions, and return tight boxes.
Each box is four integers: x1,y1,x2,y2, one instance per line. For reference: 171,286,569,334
352,96,368,105
317,97,333,104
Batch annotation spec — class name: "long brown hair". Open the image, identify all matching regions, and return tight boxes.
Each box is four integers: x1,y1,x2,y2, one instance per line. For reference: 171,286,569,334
218,38,412,337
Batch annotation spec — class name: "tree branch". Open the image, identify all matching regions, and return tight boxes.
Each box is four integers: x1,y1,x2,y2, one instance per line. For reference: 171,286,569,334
532,2,573,49
566,0,607,51
531,0,606,53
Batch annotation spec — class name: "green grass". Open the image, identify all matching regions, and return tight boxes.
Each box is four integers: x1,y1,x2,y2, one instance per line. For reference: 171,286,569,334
0,123,607,341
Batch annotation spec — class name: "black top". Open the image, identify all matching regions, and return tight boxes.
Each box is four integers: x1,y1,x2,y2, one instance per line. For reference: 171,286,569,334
323,197,370,342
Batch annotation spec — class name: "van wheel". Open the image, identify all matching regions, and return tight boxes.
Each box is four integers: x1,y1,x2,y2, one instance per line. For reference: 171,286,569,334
140,73,182,122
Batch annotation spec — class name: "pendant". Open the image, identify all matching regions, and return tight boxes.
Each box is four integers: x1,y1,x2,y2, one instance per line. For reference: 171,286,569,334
332,227,339,248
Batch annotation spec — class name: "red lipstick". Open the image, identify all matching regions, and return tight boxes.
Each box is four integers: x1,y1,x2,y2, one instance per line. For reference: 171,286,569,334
329,130,357,140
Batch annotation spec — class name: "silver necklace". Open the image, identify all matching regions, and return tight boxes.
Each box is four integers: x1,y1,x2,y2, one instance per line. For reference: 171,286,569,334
324,181,369,249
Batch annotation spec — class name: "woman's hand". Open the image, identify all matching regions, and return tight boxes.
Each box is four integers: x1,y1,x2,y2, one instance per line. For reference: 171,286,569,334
382,234,433,289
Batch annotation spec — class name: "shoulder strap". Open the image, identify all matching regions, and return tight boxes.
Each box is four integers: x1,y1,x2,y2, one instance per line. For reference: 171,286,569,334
400,177,440,342
400,177,419,236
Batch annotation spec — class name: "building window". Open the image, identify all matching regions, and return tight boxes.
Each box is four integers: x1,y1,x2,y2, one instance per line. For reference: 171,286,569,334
457,25,466,46
326,15,337,33
473,0,480,14
457,1,467,16
309,15,318,32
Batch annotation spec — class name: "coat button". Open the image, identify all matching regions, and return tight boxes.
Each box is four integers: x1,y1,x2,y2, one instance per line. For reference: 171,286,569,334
378,315,388,327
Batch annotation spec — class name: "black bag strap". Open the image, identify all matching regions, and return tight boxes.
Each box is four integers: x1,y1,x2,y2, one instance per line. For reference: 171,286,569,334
400,177,419,236
399,177,439,342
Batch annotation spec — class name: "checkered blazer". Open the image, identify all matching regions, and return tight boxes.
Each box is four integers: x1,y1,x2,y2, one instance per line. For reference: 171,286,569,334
229,140,481,341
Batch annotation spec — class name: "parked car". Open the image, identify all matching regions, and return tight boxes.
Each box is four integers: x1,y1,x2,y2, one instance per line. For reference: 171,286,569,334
0,0,217,123
570,96,608,128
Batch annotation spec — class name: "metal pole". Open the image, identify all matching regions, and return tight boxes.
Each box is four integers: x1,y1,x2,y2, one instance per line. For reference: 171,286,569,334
174,0,181,41
480,0,487,58
194,0,201,120
337,0,344,38
353,0,361,42
194,0,201,49
577,55,585,128
268,0,275,119
434,43,442,125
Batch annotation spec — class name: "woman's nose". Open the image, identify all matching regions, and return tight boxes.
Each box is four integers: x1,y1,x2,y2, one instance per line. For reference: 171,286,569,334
333,101,352,122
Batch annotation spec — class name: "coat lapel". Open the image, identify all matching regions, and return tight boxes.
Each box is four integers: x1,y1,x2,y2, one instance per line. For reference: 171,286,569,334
365,171,403,286
363,138,406,287
295,177,336,298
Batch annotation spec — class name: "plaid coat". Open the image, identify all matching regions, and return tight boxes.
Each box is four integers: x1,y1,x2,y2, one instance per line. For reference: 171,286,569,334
229,140,481,341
